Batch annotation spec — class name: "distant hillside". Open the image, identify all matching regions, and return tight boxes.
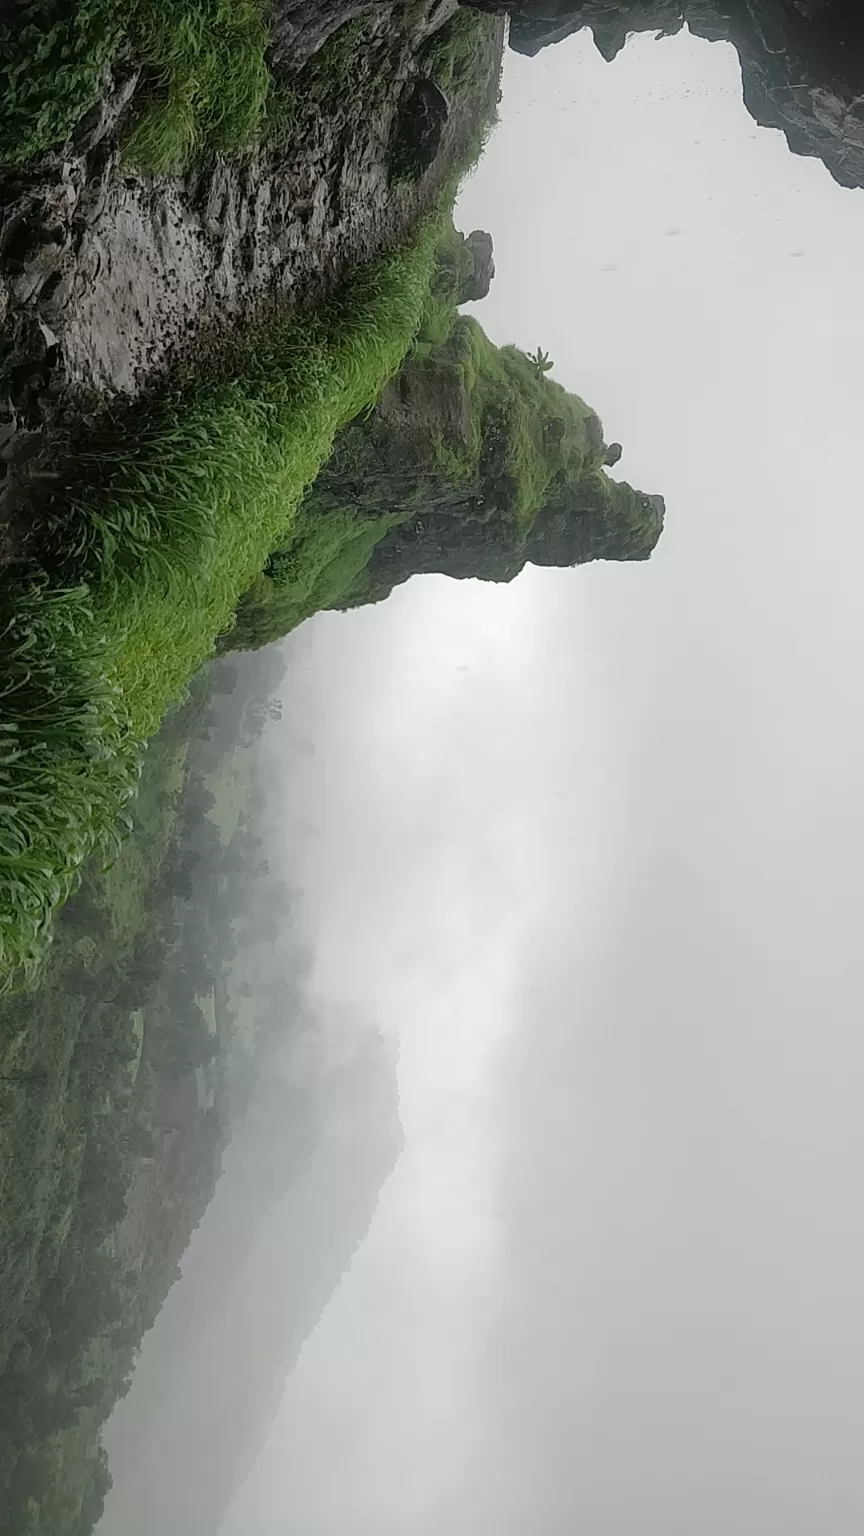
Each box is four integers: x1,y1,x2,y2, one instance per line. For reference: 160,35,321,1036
99,1022,402,1536
0,649,313,1533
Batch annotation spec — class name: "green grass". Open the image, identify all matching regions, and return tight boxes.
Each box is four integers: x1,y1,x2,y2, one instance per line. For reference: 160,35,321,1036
0,223,444,987
0,0,271,170
0,683,251,1531
227,505,400,650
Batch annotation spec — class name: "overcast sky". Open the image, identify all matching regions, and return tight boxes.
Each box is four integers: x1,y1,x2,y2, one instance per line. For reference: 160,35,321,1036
217,27,864,1536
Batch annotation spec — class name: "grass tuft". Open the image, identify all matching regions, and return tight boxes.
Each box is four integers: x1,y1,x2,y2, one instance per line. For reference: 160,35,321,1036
0,582,138,986
0,0,271,171
122,0,271,172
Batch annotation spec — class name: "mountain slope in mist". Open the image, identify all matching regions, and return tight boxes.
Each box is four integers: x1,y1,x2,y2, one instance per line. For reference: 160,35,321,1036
98,1019,402,1536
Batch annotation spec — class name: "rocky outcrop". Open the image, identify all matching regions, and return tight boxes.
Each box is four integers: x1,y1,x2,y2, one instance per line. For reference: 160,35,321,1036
463,0,864,190
225,237,664,650
335,352,664,601
318,286,664,587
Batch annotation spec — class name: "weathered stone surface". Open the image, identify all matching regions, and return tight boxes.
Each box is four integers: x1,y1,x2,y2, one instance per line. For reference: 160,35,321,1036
270,0,461,70
463,0,864,189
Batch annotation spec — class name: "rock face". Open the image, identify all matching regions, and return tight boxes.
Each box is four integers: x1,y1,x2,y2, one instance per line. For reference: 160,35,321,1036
0,5,504,553
270,0,462,69
463,0,864,190
333,333,664,595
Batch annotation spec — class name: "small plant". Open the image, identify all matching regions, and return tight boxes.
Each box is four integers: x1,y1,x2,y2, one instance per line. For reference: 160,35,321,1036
528,347,554,376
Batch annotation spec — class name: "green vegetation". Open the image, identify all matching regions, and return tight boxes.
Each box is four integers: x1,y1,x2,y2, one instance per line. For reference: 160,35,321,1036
228,505,401,651
413,217,485,352
0,0,270,170
413,315,606,527
1,225,445,988
0,706,194,1532
0,0,506,981
121,0,270,172
0,0,121,166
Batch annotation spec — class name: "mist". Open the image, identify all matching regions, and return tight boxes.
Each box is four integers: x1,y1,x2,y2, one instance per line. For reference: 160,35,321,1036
85,23,864,1536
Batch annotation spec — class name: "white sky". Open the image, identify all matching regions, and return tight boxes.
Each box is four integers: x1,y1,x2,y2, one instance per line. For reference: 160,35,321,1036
214,26,864,1536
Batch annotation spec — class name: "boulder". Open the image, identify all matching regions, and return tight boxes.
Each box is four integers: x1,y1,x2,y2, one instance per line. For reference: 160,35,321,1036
458,229,496,302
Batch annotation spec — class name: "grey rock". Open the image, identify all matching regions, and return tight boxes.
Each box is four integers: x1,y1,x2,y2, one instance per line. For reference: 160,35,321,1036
458,229,495,302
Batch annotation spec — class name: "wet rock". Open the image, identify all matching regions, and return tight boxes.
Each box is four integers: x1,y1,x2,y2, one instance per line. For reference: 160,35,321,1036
4,221,69,305
270,0,384,69
269,0,460,70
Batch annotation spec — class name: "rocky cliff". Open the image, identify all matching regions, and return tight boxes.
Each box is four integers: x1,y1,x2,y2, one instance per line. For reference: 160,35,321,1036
464,0,864,190
225,224,664,651
0,4,503,549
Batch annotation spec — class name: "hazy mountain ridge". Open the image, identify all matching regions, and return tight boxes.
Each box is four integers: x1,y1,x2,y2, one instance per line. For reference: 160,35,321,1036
99,1016,403,1536
466,0,864,190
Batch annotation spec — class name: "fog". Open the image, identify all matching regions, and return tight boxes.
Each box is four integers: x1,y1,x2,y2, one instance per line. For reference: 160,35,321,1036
105,25,864,1536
